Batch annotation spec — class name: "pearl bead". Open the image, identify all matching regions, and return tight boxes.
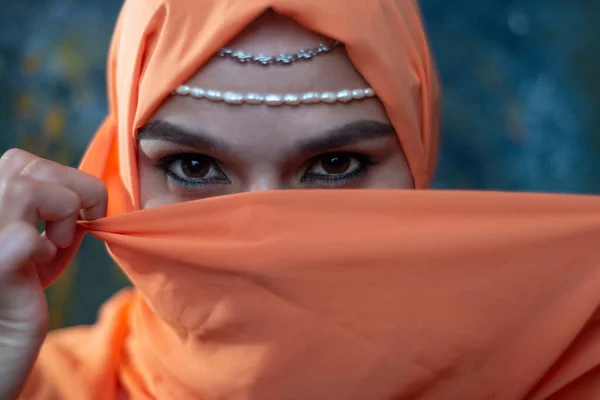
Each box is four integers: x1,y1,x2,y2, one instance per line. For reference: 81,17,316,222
175,85,191,95
190,88,205,98
264,94,284,106
245,93,264,105
206,90,223,101
320,92,337,104
364,88,376,97
351,89,365,99
336,90,353,103
301,92,320,104
223,92,244,105
283,94,301,106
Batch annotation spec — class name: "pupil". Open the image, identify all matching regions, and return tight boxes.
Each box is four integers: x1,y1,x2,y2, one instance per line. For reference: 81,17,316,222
323,155,350,175
182,159,209,178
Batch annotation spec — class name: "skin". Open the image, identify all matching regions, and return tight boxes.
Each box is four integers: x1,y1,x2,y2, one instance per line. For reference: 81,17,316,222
0,11,412,398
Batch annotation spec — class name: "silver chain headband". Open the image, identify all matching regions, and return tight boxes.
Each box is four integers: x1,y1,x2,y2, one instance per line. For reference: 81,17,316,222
218,40,341,66
174,85,376,106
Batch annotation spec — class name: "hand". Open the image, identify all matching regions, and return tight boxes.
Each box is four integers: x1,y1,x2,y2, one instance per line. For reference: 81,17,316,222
0,149,107,399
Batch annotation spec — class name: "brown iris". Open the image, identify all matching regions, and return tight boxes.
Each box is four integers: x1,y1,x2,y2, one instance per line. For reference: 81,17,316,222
181,158,211,178
320,154,351,175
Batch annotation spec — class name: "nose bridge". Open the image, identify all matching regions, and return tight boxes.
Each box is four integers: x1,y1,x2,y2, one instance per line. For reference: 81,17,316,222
244,168,283,192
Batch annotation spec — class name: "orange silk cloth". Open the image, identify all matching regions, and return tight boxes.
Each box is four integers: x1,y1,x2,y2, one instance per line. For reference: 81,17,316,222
20,0,600,399
24,191,600,400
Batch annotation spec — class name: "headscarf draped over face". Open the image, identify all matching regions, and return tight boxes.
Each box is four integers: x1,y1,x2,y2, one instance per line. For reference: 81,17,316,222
20,1,600,400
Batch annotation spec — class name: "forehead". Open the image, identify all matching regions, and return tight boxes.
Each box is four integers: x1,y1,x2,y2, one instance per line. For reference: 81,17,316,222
150,12,391,150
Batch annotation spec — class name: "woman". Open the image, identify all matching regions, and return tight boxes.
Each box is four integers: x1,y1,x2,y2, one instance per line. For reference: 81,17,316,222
2,0,600,399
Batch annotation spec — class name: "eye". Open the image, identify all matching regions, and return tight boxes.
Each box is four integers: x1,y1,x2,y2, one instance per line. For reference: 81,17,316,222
310,154,359,176
302,152,376,184
173,157,212,179
155,153,230,187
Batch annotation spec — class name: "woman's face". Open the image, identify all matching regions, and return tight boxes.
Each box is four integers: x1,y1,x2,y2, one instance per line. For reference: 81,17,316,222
137,12,413,209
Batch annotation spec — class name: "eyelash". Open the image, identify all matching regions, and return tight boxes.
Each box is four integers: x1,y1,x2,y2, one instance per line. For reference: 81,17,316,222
154,151,378,189
301,153,377,183
154,153,230,189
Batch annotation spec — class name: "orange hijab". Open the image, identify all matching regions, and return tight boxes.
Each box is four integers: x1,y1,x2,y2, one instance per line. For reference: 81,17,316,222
22,0,600,399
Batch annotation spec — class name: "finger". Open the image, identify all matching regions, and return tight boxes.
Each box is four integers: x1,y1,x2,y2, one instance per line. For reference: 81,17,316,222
0,149,37,178
35,227,84,288
45,213,79,249
0,223,56,280
20,158,107,221
0,177,81,247
0,149,107,221
32,233,59,264
0,223,52,340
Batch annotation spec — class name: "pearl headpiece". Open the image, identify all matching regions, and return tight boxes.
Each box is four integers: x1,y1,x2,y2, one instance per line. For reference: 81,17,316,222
173,85,376,107
171,40,377,106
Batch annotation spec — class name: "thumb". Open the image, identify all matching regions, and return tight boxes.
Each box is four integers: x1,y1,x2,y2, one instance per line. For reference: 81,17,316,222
36,225,85,288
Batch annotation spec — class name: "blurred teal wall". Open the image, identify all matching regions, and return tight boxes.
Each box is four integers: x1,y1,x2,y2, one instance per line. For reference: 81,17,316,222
1,0,599,328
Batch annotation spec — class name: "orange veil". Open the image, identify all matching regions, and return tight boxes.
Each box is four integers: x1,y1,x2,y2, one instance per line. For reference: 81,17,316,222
21,0,600,399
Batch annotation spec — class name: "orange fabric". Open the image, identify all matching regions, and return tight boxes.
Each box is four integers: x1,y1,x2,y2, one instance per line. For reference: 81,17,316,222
19,0,600,399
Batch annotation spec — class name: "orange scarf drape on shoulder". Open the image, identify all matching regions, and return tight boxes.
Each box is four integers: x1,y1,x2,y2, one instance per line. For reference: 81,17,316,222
21,1,600,399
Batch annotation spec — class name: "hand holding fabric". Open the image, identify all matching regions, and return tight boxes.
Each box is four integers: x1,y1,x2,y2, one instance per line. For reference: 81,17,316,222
0,149,106,400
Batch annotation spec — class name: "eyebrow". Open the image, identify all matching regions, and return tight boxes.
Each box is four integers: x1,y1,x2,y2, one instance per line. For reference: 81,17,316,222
137,119,396,157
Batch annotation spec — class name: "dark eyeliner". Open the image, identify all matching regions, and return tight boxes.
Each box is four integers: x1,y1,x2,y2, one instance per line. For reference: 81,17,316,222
300,153,378,183
154,152,230,188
